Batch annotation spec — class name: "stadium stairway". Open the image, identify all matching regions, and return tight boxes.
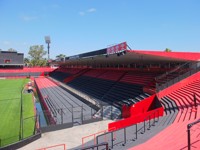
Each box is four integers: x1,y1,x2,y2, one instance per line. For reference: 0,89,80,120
167,79,200,123
35,78,95,124
79,75,200,150
94,105,122,120
112,98,178,150
130,110,200,150
129,78,200,150
74,97,179,150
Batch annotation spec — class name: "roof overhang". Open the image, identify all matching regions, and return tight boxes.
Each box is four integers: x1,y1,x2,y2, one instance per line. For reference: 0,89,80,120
58,50,200,66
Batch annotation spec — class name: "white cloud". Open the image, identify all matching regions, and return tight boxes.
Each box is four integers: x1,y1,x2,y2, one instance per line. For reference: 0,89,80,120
87,8,96,13
79,8,97,16
21,15,38,21
79,11,85,16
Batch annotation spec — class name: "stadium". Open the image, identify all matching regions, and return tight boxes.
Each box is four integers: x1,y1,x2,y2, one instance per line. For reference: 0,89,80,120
0,42,199,150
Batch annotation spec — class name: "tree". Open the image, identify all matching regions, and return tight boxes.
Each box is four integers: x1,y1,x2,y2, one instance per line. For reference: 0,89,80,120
24,57,30,66
8,48,17,52
28,45,47,66
56,54,66,61
165,48,172,52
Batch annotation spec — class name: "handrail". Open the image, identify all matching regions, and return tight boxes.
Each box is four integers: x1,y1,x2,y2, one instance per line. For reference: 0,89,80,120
48,76,101,108
156,61,200,92
187,119,200,150
96,109,160,148
155,61,190,81
36,143,66,150
78,142,109,150
141,109,160,134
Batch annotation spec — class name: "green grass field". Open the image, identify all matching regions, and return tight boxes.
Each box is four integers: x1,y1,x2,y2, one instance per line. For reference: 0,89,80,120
0,79,35,147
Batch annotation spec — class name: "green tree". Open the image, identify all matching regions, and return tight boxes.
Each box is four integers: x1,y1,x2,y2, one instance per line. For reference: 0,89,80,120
56,54,66,61
28,45,47,66
24,57,30,66
165,48,172,52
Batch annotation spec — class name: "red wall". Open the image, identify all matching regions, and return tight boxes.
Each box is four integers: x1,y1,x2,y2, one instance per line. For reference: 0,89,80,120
122,94,156,118
109,107,163,131
122,105,131,118
130,95,156,115
110,94,164,131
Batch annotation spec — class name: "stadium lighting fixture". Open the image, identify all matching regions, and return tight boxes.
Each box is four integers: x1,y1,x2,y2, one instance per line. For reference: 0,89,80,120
45,36,51,62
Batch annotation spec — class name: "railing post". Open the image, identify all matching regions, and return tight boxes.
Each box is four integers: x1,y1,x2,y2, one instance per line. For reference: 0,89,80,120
187,124,191,150
111,132,114,149
134,124,137,140
147,116,151,130
91,107,93,119
38,112,41,128
141,119,145,134
157,110,159,122
72,107,74,124
81,105,83,124
22,117,24,140
106,142,109,150
61,108,63,124
102,106,104,119
122,128,126,146
96,135,99,145
111,105,113,120
152,112,156,126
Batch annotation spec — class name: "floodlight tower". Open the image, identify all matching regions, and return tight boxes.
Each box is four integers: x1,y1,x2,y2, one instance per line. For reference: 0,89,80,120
45,36,51,62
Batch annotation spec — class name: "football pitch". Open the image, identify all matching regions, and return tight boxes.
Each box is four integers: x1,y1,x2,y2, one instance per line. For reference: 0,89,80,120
0,78,35,147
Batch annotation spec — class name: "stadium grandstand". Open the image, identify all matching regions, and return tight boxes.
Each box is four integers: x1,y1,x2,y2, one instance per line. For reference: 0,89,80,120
0,42,200,150
0,51,24,68
0,51,54,78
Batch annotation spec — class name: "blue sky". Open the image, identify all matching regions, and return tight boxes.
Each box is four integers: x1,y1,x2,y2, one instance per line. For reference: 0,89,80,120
0,0,200,58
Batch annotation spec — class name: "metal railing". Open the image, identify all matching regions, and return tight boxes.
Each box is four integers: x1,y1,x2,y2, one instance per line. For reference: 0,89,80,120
187,119,200,150
155,61,190,81
140,110,160,134
156,61,200,92
95,110,160,149
0,115,39,148
48,77,101,108
78,142,109,150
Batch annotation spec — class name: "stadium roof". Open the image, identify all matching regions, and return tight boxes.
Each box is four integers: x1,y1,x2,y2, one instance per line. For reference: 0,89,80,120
61,50,200,66
132,50,200,61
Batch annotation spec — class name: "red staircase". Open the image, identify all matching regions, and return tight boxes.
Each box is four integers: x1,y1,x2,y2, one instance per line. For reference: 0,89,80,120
130,74,200,150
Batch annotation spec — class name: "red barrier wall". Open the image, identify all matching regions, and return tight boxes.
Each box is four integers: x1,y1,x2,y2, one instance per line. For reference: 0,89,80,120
122,94,156,118
108,107,163,131
157,71,200,99
130,95,156,116
0,67,54,73
122,105,131,118
110,94,164,131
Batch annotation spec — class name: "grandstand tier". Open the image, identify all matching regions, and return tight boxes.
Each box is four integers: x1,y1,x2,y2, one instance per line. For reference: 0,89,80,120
1,47,200,150
0,51,23,67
